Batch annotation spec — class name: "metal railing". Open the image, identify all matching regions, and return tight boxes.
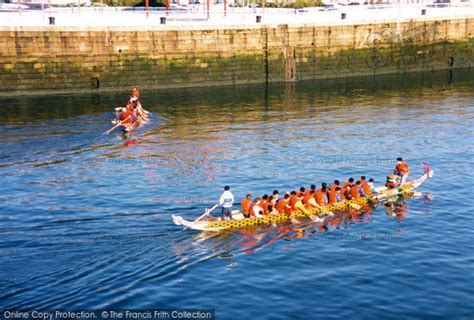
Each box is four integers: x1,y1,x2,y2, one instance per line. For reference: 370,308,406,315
0,2,472,26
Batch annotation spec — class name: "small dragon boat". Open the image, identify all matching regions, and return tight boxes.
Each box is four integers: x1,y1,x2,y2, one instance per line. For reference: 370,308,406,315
172,163,433,232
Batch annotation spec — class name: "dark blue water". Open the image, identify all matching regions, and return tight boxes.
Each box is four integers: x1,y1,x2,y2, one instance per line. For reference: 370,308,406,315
1,71,473,319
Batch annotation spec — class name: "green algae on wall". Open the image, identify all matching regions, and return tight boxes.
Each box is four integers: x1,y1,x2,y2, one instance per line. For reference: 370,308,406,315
0,17,472,96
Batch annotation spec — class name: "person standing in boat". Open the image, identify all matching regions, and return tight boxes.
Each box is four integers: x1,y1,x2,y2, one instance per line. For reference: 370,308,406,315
219,186,234,220
394,157,410,186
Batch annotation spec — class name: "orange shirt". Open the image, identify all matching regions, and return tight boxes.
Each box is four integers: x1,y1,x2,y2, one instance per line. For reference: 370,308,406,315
361,182,373,196
396,162,410,175
330,183,339,193
328,189,339,204
261,200,269,216
250,201,263,218
315,189,328,206
339,187,347,201
350,185,361,199
302,192,313,205
289,195,298,208
241,198,251,214
343,181,353,189
120,110,133,124
276,198,288,214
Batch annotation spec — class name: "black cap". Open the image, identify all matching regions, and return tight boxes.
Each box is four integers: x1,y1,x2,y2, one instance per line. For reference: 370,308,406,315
224,186,230,190
397,157,403,161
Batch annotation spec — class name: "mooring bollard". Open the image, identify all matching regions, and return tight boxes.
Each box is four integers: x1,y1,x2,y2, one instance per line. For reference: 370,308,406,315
48,16,55,25
256,15,261,23
341,13,346,20
160,17,166,25
421,9,426,16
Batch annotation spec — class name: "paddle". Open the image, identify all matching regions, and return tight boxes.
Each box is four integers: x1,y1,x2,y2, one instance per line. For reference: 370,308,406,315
183,203,219,230
105,115,131,135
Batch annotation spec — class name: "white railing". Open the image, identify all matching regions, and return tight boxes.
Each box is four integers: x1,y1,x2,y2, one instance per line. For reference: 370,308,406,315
0,3,472,26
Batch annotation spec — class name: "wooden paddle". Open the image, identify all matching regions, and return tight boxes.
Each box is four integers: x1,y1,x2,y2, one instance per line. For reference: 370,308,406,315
105,115,131,135
183,203,219,230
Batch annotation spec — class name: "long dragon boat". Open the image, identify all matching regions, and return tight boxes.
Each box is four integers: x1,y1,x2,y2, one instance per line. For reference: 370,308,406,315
172,163,433,232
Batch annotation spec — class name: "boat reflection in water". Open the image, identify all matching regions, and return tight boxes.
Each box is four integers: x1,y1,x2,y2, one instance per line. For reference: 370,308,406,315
173,193,431,259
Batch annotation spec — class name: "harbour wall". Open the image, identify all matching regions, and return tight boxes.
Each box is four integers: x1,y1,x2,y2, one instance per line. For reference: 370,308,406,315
0,17,472,96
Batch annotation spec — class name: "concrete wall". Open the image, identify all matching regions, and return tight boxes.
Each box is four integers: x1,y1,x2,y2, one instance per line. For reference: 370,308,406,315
0,17,472,96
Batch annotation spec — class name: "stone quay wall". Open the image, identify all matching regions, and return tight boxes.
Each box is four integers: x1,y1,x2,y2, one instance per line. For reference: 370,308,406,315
0,17,472,96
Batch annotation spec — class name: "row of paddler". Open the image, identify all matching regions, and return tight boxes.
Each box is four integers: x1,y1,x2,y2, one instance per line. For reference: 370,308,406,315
240,176,378,219
223,158,411,221
106,87,150,134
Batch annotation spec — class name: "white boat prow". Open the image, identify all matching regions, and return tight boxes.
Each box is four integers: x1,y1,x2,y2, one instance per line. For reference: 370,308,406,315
172,215,227,232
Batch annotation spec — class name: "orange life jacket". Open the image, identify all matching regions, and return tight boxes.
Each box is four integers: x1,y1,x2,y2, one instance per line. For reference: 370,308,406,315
330,183,339,193
361,182,373,196
396,162,410,175
276,198,288,214
302,192,313,205
241,198,251,214
350,185,361,199
250,201,264,218
289,195,298,208
261,200,269,216
120,109,133,124
315,189,328,206
339,187,347,201
328,189,339,204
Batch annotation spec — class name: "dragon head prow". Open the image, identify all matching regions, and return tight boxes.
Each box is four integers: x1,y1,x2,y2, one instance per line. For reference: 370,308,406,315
421,162,434,179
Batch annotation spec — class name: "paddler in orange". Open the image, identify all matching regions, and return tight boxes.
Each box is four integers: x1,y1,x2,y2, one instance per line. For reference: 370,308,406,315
330,180,341,193
367,178,379,195
293,193,321,222
359,176,378,196
340,177,354,200
250,197,264,218
350,181,368,199
303,189,320,209
343,177,354,190
329,186,342,204
298,187,305,197
289,191,298,208
276,193,291,215
315,183,329,206
241,194,252,218
130,87,149,119
292,193,308,213
304,185,316,197
267,204,278,215
394,157,410,186
261,194,270,215
119,103,136,129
